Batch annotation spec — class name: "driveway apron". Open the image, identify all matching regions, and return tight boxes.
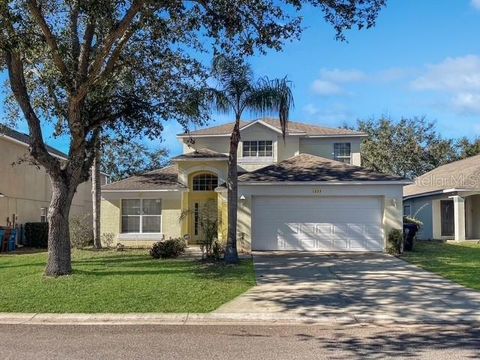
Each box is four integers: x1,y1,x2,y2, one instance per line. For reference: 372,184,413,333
215,252,480,323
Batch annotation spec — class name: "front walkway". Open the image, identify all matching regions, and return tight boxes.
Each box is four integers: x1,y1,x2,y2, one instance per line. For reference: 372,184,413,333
215,252,480,323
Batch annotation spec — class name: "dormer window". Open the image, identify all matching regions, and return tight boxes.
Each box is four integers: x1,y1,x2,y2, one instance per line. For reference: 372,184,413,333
334,143,351,164
243,140,273,157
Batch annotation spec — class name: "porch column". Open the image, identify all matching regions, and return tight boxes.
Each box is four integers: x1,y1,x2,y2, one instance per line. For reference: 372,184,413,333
451,195,465,241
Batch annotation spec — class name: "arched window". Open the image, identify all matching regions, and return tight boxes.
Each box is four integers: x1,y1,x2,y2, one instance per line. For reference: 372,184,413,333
192,173,218,191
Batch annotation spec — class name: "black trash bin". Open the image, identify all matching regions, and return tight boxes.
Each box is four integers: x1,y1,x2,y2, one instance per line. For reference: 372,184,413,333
403,223,418,251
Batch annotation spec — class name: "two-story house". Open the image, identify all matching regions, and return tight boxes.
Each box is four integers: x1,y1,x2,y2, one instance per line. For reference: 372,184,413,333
101,118,409,252
0,126,108,229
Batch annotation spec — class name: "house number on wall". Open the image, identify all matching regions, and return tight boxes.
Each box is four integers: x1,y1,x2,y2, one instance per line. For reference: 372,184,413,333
312,189,322,194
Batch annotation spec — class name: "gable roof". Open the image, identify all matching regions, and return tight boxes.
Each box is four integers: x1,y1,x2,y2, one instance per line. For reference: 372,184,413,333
102,165,185,191
404,154,480,198
238,153,408,183
178,118,366,138
0,126,68,159
172,148,228,161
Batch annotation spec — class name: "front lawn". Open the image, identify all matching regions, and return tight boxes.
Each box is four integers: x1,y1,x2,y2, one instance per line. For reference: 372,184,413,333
401,241,480,291
0,249,255,313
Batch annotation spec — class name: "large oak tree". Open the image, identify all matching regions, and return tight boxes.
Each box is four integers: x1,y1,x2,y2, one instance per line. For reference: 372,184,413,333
0,0,386,276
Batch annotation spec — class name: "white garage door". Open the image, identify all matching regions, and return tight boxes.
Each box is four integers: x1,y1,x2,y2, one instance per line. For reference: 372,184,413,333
252,196,384,251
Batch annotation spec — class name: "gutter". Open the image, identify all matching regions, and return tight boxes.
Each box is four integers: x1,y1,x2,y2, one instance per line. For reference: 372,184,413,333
101,188,187,193
239,180,412,186
404,188,478,201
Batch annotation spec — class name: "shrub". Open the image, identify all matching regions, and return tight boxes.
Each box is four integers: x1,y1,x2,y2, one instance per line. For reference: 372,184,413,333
211,240,225,261
150,238,186,259
387,228,403,255
70,214,93,249
101,232,115,248
403,216,423,227
25,222,49,248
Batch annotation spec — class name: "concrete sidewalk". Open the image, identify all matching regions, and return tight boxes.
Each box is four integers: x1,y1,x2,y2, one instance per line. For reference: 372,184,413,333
1,309,480,326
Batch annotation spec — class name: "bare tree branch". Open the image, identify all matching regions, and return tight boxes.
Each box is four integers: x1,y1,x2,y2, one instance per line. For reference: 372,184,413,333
27,0,71,88
76,0,143,100
70,1,80,75
93,27,135,87
77,18,96,84
4,49,59,173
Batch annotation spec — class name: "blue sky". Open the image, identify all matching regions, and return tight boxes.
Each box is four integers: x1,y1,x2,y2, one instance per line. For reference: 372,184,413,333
2,0,480,157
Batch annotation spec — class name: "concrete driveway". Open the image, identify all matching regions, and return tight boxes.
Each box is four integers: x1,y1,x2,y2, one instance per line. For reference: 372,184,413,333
215,252,480,324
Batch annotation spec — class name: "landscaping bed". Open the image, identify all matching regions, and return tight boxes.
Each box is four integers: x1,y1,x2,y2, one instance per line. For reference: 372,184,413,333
0,249,255,313
401,241,480,291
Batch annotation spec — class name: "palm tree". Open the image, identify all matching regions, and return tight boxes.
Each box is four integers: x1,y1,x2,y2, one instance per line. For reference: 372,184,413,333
91,132,102,250
208,56,294,264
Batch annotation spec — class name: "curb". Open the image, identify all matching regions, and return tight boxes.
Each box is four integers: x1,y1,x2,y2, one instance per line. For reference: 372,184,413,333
1,312,479,326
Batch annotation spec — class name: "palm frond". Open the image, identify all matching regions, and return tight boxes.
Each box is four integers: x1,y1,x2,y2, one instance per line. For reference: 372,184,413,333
204,88,232,114
246,76,294,138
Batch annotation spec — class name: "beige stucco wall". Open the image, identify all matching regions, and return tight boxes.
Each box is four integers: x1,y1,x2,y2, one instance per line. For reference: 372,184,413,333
181,124,364,170
183,137,230,155
299,137,362,166
236,184,404,252
100,195,182,248
0,136,94,227
176,160,228,186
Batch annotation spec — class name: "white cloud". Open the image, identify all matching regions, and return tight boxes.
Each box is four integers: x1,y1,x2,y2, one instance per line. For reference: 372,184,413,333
311,80,343,96
310,67,409,97
376,68,412,82
302,103,352,125
302,103,320,115
311,68,366,96
474,124,480,134
472,0,480,10
452,93,480,114
319,69,366,83
412,55,480,115
412,55,480,92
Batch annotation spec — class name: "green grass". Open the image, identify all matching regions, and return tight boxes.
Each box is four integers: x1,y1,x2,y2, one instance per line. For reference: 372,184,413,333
402,241,480,291
0,249,256,313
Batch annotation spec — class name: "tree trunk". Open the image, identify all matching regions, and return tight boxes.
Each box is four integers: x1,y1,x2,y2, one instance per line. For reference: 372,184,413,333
225,118,241,264
45,179,76,277
92,139,102,249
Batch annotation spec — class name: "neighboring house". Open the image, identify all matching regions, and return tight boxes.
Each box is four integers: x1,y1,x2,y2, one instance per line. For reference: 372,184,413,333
403,154,480,241
0,126,107,227
101,118,409,252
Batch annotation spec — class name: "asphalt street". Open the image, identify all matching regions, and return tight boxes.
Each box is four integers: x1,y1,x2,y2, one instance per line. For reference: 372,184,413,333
1,324,479,359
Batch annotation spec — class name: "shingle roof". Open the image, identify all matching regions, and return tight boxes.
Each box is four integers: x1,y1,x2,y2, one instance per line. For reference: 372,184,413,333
179,118,366,137
172,148,228,161
238,153,408,183
0,126,68,159
102,165,185,191
404,154,480,198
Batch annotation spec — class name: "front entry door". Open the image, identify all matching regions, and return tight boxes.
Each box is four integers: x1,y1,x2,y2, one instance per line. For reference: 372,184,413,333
192,201,204,242
190,199,218,243
441,200,454,237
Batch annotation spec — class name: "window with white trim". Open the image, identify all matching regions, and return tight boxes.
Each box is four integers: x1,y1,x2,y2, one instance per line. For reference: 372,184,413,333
333,143,351,163
242,140,273,157
121,199,162,233
40,207,47,223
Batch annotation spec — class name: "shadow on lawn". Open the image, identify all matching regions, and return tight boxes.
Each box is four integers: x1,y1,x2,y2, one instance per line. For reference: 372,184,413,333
71,253,253,281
